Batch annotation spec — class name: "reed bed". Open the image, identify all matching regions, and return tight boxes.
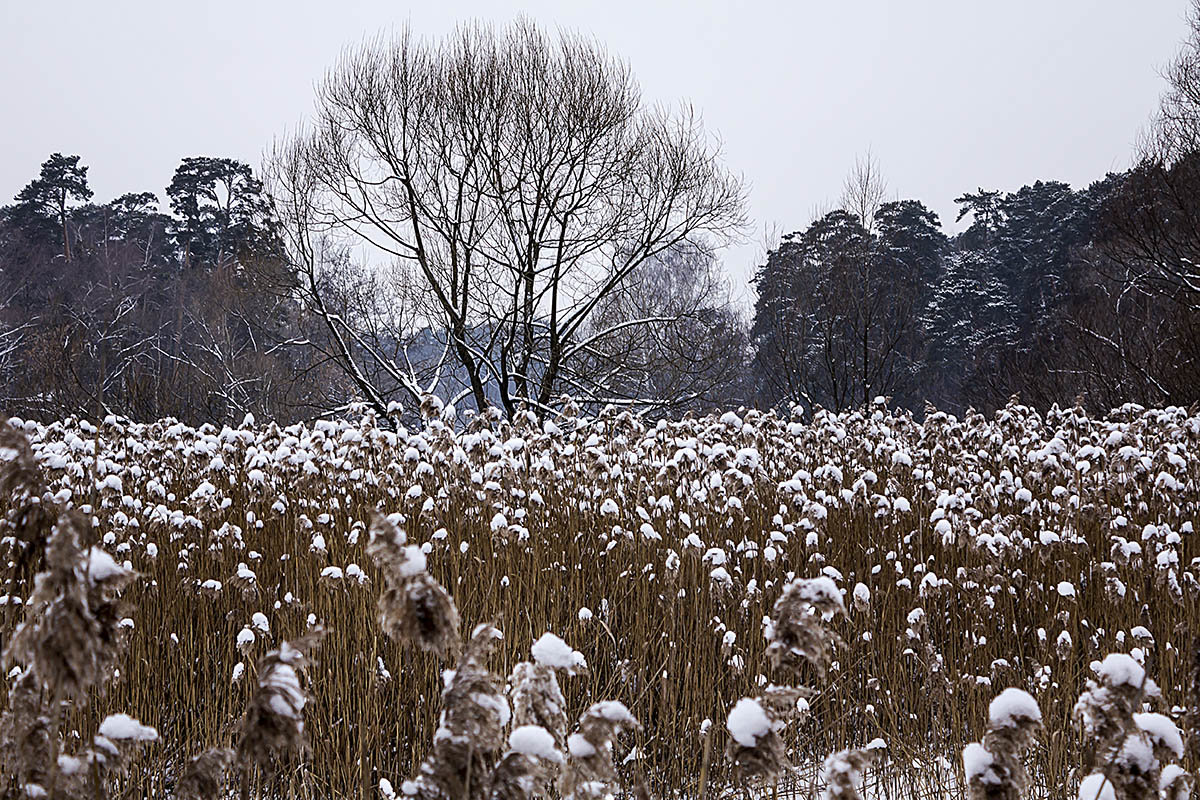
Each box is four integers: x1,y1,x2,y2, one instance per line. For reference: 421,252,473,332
0,398,1197,798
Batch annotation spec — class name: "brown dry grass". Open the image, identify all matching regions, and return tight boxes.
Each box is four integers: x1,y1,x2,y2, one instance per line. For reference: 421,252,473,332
1,399,1197,798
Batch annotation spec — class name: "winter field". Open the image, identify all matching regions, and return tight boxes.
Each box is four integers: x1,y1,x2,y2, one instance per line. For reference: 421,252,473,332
0,400,1198,799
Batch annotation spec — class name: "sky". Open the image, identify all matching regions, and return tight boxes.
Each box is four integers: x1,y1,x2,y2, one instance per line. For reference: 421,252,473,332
0,1,1191,296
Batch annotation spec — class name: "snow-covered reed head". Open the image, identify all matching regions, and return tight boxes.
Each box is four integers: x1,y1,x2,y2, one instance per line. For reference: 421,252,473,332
420,393,446,422
368,512,461,659
559,700,641,800
724,685,809,786
89,712,160,782
489,632,589,799
1160,765,1195,800
4,509,135,701
236,627,325,781
404,622,509,800
963,687,1042,800
1073,653,1155,772
511,632,587,750
724,576,845,788
489,725,563,800
1073,654,1190,800
0,669,52,788
820,740,886,800
0,419,55,580
765,576,845,680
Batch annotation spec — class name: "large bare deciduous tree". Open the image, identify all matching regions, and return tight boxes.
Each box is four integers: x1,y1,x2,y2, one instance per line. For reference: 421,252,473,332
267,20,745,419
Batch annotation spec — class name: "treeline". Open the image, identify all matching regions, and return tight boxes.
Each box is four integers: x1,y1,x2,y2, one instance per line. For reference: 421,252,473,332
750,6,1200,417
0,155,352,422
1,13,1199,425
0,158,1195,426
750,164,1200,415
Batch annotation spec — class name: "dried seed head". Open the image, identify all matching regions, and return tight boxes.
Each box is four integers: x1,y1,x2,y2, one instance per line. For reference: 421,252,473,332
488,725,566,800
1160,766,1194,800
964,688,1043,800
369,512,461,659
820,741,885,800
5,511,135,700
236,627,325,780
487,752,551,800
765,576,845,680
420,394,445,422
1106,733,1161,800
176,747,235,800
86,713,159,784
1071,654,1184,800
1132,712,1184,766
510,663,569,750
405,623,509,800
559,701,640,800
724,688,808,788
1073,654,1153,772
0,669,52,787
509,632,586,754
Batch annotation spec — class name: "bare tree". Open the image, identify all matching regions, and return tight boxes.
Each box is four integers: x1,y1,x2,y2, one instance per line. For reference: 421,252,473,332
582,242,749,413
1109,0,1200,306
1145,0,1200,165
840,151,888,236
0,292,28,409
1044,244,1200,410
272,239,453,416
267,20,745,419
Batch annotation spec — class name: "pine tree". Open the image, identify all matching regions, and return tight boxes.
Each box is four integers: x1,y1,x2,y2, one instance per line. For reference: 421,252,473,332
750,231,812,410
874,200,948,406
167,157,277,270
12,153,93,262
923,249,1018,409
750,205,943,412
994,180,1091,336
954,188,1003,249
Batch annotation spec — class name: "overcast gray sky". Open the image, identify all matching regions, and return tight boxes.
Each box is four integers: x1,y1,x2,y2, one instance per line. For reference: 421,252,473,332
0,1,1191,291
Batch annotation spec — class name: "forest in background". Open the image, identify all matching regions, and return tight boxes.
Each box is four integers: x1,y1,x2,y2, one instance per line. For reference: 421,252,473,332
1,13,1199,426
